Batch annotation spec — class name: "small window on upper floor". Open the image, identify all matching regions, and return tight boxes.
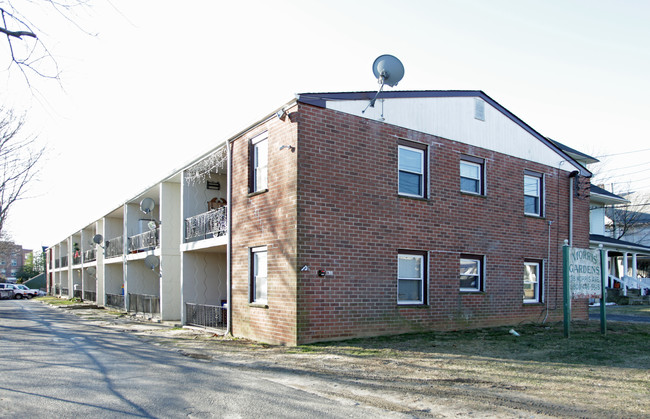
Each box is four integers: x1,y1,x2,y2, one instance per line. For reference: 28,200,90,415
398,141,427,198
250,132,268,193
460,156,485,195
524,171,544,217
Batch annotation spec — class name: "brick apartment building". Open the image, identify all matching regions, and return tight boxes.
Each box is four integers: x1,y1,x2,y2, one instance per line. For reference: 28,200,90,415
47,90,591,345
0,242,31,282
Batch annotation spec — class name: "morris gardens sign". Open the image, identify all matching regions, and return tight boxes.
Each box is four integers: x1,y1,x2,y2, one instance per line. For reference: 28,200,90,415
568,247,601,298
563,242,608,337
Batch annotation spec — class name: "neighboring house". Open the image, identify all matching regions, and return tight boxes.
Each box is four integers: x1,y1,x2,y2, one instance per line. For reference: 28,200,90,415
606,205,650,248
0,242,31,282
47,90,592,345
595,191,650,294
550,139,650,295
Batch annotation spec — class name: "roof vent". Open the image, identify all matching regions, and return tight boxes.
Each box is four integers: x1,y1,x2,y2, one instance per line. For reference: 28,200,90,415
475,98,485,121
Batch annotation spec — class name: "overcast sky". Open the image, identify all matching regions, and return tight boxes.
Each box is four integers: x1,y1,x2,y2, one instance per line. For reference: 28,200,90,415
2,0,649,251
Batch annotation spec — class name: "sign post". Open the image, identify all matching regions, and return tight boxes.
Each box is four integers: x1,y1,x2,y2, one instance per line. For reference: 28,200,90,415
562,242,571,338
600,245,607,335
564,242,603,338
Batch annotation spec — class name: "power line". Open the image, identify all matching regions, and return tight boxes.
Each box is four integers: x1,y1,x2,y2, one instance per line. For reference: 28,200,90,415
595,147,650,158
596,160,650,174
600,167,650,179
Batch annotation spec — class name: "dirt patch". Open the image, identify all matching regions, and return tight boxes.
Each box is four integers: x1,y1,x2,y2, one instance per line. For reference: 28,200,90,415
51,302,650,418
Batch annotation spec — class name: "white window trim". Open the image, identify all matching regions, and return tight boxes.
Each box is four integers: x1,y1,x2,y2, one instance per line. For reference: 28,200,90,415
397,252,426,305
398,145,425,198
250,246,268,305
524,261,541,303
460,257,482,292
524,173,543,216
460,160,482,195
251,132,268,193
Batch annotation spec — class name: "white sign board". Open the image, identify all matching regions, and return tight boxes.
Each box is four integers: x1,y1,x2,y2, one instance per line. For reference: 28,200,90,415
568,247,602,298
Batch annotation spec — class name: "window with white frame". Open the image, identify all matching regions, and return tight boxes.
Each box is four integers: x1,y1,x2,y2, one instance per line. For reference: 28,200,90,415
460,255,483,292
460,156,484,195
524,172,543,216
250,132,268,193
523,261,542,303
397,251,426,304
398,142,426,198
250,246,268,304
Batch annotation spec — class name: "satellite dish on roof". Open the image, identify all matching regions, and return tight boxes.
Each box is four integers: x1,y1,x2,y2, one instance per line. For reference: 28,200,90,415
140,198,155,214
372,54,404,87
363,55,405,115
144,254,160,270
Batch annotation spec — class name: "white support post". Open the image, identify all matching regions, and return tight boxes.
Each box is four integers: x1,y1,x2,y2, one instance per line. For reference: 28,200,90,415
623,252,629,296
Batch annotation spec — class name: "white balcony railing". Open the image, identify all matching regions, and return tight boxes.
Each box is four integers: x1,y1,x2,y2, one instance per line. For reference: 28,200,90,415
128,228,160,253
106,236,124,258
185,207,227,242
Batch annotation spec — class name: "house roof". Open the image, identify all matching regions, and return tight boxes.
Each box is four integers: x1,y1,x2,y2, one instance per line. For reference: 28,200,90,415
547,138,599,165
590,184,629,205
590,234,650,255
297,90,592,177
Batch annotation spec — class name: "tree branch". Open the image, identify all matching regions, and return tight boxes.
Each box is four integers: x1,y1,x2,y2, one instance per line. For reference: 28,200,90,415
0,26,36,39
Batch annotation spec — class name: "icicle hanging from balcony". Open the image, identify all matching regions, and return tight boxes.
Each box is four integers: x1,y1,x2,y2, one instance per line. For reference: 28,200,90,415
184,146,227,185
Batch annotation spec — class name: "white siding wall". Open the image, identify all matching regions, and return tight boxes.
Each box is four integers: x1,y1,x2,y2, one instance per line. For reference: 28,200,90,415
328,97,582,173
590,205,606,235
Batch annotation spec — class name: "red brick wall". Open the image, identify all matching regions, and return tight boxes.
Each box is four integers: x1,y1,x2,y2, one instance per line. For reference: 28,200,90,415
230,105,300,345
295,103,591,344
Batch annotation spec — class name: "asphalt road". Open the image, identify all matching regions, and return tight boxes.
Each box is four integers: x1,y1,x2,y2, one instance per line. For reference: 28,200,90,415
0,300,404,418
588,312,650,323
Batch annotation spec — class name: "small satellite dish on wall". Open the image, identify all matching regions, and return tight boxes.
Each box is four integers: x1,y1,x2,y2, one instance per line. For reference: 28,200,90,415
147,221,157,231
92,234,104,245
372,54,405,87
363,54,405,115
86,267,96,275
140,198,155,215
144,254,160,270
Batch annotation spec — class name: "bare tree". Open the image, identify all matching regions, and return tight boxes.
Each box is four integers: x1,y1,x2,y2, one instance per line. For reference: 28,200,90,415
0,108,44,236
1,0,92,84
607,191,650,244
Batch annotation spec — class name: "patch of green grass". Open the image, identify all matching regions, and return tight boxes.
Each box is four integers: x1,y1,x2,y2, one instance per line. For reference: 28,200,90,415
589,304,650,317
35,296,79,306
285,346,324,354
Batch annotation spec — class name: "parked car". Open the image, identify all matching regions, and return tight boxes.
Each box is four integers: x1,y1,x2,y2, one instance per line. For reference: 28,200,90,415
0,283,30,299
15,284,38,298
0,285,14,299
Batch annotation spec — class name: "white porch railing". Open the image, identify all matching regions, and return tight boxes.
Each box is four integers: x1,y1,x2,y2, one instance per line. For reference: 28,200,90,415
128,228,160,253
106,236,124,258
609,275,650,296
185,207,227,242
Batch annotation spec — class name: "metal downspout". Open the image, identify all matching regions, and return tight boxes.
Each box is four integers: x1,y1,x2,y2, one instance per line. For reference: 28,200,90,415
226,141,233,336
569,171,579,246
